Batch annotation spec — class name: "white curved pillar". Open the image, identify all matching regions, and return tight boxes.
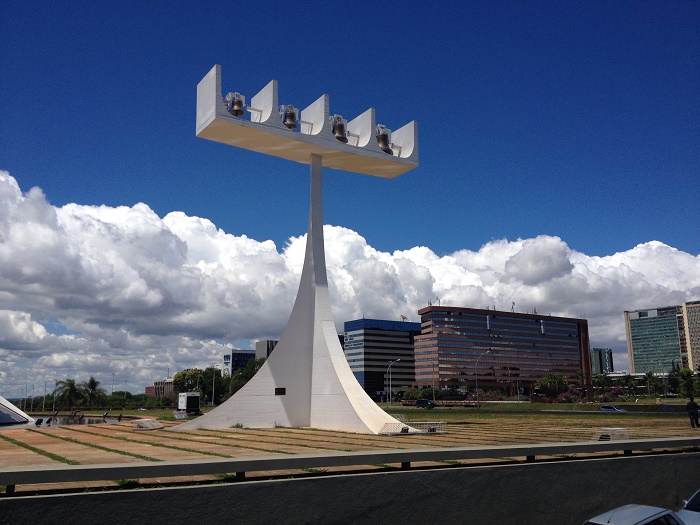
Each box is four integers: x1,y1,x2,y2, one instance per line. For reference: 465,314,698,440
174,155,409,434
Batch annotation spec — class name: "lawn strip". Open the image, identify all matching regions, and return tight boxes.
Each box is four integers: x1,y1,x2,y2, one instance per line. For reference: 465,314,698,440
29,429,161,462
69,426,290,457
0,432,79,465
199,427,445,450
61,426,232,458
159,429,303,455
188,429,371,453
201,426,397,448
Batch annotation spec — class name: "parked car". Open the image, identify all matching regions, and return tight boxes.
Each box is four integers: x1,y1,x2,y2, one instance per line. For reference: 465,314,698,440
599,404,628,413
677,488,700,525
583,504,686,525
414,399,436,409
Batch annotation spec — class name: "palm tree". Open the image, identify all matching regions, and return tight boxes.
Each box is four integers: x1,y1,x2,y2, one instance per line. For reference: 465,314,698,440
645,371,656,396
592,373,610,400
534,373,569,398
618,374,636,396
81,376,106,407
54,378,82,408
680,368,696,398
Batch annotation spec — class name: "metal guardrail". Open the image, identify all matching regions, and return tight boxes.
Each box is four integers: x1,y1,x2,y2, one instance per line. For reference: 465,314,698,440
1,437,699,496
379,421,447,434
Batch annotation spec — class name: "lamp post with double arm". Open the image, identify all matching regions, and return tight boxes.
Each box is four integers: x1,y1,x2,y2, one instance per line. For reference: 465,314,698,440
387,359,401,408
475,350,491,408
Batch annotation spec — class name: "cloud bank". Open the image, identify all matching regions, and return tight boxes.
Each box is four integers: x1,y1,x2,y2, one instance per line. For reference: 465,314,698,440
1,171,698,395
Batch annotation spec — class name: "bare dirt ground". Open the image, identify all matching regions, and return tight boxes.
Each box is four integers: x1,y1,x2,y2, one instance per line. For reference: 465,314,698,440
1,410,696,495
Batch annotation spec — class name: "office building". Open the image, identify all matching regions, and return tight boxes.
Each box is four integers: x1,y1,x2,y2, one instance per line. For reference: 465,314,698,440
343,318,422,400
223,349,256,376
414,306,591,397
153,379,174,397
625,300,700,373
591,348,614,375
683,301,700,371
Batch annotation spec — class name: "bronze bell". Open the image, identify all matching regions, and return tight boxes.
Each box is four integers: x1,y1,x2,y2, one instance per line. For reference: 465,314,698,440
377,131,393,155
226,92,245,117
230,100,245,117
283,108,298,130
332,120,348,143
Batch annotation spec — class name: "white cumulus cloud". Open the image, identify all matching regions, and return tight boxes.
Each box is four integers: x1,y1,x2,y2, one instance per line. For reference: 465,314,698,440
0,171,698,396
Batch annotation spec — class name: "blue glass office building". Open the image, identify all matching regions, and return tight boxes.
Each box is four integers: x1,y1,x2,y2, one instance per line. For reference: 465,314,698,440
343,318,421,400
625,305,686,373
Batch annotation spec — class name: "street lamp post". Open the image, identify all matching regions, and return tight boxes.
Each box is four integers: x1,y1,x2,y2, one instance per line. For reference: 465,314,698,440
475,350,491,408
53,379,59,411
386,359,400,408
229,372,242,395
211,364,223,407
43,381,48,412
111,373,115,396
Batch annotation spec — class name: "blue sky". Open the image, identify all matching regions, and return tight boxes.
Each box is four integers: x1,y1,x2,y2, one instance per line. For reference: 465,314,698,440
0,1,699,395
3,1,697,256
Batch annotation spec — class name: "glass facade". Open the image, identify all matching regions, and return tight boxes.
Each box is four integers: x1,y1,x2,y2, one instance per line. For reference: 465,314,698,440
414,306,591,396
223,350,256,376
684,301,700,371
625,304,689,373
591,348,614,374
343,318,421,399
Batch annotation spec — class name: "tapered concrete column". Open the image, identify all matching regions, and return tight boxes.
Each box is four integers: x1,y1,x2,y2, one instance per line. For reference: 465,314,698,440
174,155,409,434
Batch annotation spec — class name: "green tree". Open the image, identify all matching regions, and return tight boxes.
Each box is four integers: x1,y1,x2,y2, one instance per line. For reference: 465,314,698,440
80,376,106,407
419,387,442,400
534,373,569,398
54,378,82,408
401,388,420,400
131,393,148,406
200,367,229,406
617,374,636,396
592,373,610,400
680,368,696,398
645,371,656,396
173,368,205,393
654,376,666,396
668,361,681,394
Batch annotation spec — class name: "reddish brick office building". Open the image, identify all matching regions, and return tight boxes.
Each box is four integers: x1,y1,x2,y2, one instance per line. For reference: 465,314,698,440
413,306,592,398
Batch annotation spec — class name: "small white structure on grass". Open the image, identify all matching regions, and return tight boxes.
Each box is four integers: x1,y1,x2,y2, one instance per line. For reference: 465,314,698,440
174,66,418,434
